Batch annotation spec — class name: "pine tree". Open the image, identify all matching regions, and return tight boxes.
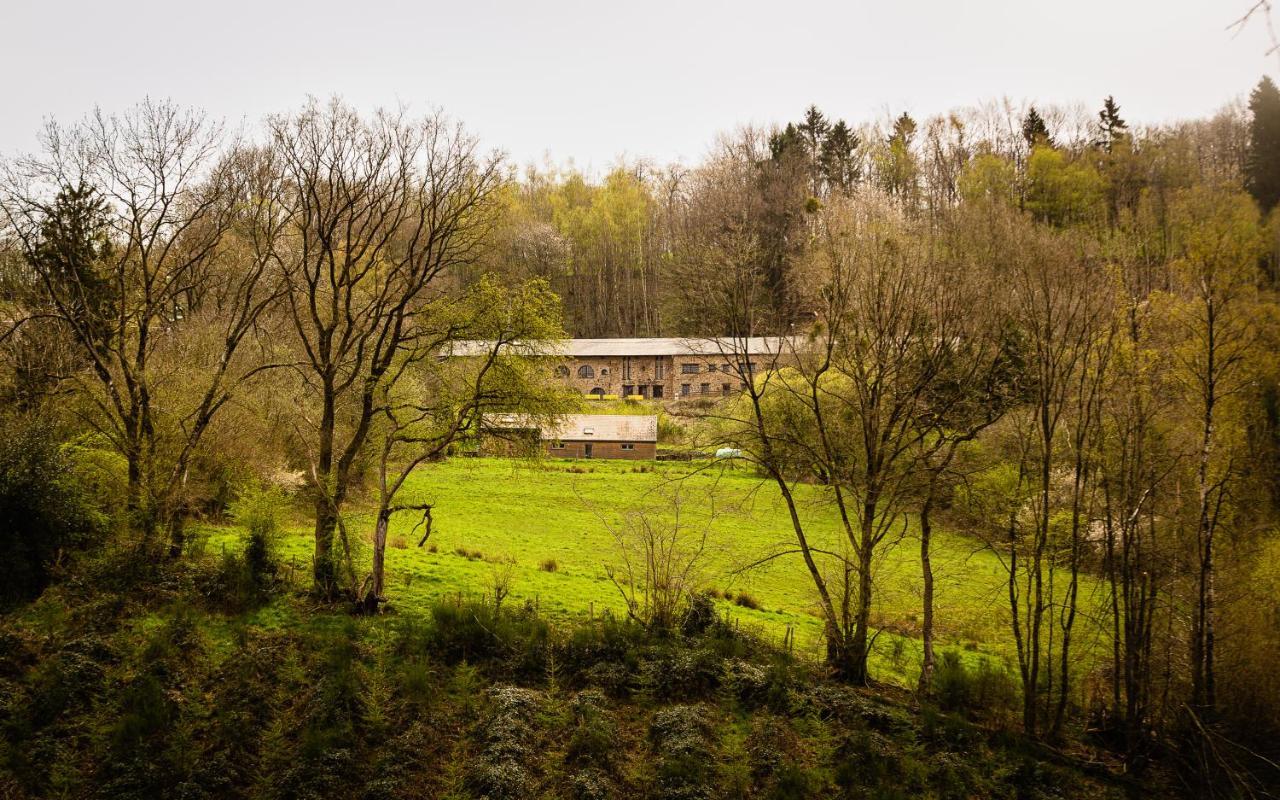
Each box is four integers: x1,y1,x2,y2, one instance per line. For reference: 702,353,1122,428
797,105,830,159
1246,76,1280,214
1096,96,1128,153
27,182,118,351
819,120,861,193
1021,106,1053,148
768,122,805,162
890,112,918,148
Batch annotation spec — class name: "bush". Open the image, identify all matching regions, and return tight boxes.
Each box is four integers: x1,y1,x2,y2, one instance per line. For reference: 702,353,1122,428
227,481,285,586
650,705,717,800
429,599,550,679
540,558,559,572
565,690,617,768
933,650,1019,717
0,414,101,607
733,592,761,610
466,685,543,800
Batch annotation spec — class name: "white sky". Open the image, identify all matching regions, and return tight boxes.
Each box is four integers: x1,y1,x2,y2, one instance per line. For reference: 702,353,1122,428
1,0,1276,172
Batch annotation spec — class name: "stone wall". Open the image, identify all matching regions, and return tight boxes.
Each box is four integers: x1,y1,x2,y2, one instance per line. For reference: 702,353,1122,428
544,440,656,460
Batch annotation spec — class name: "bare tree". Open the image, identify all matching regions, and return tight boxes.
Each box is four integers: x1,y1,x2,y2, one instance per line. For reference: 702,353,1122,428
593,482,715,630
267,99,504,597
998,220,1110,738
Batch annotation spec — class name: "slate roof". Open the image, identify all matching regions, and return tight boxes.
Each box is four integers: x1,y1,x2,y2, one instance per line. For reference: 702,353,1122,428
449,337,793,358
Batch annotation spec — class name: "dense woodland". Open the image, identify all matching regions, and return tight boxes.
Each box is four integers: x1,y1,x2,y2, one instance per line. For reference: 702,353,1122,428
2,78,1280,798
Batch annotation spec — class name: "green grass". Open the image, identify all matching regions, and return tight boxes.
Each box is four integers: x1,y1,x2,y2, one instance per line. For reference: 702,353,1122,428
200,457,1045,684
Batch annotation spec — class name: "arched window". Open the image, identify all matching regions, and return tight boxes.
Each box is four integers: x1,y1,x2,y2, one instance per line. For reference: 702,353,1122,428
554,365,570,378
589,387,605,397
577,364,595,379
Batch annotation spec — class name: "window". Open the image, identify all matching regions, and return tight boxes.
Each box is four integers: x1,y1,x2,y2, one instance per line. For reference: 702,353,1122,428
622,357,632,380
550,440,564,449
600,367,609,376
652,384,664,399
681,363,700,374
654,359,664,379
722,383,731,395
737,361,756,374
621,443,634,451
623,384,634,397
707,363,716,372
554,365,570,378
681,384,691,396
578,364,595,379
700,383,710,394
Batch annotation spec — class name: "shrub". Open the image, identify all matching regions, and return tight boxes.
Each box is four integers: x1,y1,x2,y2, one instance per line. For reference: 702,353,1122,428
540,558,559,572
565,690,617,768
429,599,550,679
0,414,101,607
228,484,285,595
933,650,1019,717
733,592,761,610
466,685,543,800
650,705,717,800
680,592,717,637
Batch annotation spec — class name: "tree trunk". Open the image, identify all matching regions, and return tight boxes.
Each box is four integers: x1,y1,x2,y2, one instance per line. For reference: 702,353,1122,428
313,499,339,599
918,494,936,694
849,506,876,685
365,508,392,611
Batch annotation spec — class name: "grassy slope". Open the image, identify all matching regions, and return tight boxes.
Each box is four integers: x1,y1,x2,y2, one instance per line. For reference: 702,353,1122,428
204,456,1098,685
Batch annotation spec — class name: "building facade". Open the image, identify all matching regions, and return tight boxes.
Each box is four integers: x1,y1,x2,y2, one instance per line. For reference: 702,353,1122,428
550,337,791,401
484,413,658,460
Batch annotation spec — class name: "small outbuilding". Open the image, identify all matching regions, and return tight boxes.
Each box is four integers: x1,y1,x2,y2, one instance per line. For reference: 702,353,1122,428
484,413,658,460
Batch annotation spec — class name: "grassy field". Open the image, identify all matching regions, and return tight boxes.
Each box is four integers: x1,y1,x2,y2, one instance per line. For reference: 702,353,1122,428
201,456,1098,685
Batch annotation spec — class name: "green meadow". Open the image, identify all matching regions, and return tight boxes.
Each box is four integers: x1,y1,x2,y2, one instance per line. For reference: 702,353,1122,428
202,456,1102,685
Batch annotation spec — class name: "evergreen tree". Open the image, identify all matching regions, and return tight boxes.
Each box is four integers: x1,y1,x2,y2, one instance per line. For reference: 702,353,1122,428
768,122,805,162
890,112,918,148
1246,76,1280,214
797,105,830,159
819,119,861,193
1021,106,1053,148
26,183,118,352
1095,95,1128,152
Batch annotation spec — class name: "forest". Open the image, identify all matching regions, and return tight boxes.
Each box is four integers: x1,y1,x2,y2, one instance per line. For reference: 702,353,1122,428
1,77,1279,799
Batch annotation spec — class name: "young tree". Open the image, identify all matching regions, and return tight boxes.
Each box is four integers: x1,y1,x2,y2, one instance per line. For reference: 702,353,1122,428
1161,186,1266,712
360,277,568,611
268,99,504,597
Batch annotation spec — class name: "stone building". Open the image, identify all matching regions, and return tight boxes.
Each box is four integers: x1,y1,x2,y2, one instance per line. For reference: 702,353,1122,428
548,337,791,401
484,413,657,460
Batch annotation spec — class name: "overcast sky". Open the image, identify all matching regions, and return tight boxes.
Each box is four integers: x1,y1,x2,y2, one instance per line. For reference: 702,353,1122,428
2,0,1276,172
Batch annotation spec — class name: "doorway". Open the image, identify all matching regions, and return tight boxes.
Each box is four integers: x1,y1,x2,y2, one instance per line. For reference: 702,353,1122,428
584,443,594,459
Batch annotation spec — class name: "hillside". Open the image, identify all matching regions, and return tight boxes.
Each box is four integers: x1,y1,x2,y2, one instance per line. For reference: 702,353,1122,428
0,540,1133,800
